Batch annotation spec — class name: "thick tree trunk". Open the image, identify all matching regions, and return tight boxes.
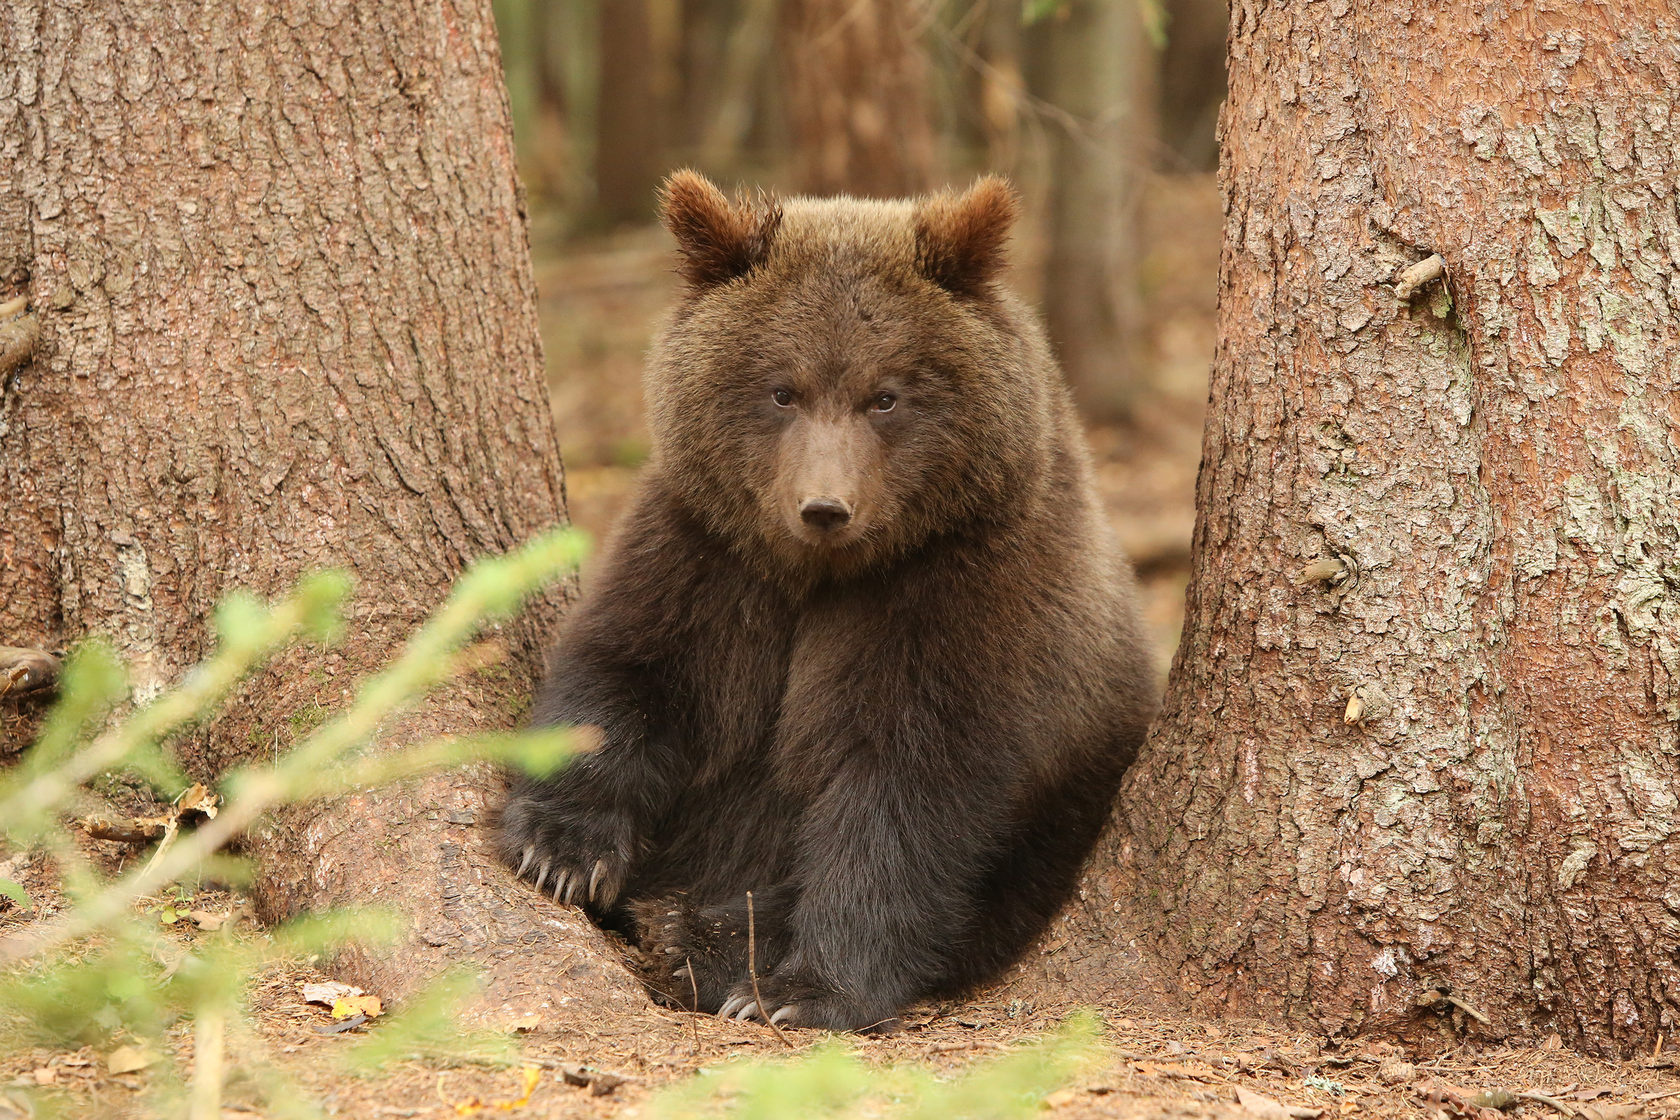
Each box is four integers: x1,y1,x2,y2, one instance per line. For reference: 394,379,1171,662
778,0,935,198
1060,1,1680,1056
0,0,643,1021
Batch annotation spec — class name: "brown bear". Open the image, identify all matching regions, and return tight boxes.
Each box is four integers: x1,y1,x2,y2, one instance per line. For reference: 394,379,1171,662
498,170,1156,1031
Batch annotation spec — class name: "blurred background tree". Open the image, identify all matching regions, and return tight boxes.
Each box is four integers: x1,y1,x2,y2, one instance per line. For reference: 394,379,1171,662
491,0,1225,676
494,0,1226,428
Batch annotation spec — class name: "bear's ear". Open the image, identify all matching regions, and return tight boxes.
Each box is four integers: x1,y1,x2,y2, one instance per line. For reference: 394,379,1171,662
658,170,782,289
914,176,1019,298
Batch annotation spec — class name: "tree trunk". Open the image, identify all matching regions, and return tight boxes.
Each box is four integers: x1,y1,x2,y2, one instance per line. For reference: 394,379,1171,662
0,0,643,1023
494,0,574,205
1055,1,1680,1057
595,0,665,225
1031,0,1154,422
1156,0,1225,172
778,0,935,198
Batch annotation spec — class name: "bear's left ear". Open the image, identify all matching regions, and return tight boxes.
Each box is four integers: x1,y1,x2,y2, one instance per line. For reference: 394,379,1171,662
914,176,1019,298
659,170,783,289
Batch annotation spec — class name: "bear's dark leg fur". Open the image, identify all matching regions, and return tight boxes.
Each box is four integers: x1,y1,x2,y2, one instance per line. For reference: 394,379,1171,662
498,488,797,920
632,884,797,1013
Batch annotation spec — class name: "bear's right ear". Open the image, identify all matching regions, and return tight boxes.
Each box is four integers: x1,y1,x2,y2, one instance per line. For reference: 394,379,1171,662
658,170,782,289
914,176,1019,298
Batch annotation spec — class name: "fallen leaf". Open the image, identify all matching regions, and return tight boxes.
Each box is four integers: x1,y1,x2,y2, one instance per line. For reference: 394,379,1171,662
1236,1087,1293,1119
187,909,225,931
331,994,383,1020
0,878,29,909
444,1067,542,1115
1542,1033,1564,1051
559,1065,625,1097
106,1046,158,1075
1576,1106,1643,1120
302,981,363,1007
31,1068,54,1085
175,782,219,818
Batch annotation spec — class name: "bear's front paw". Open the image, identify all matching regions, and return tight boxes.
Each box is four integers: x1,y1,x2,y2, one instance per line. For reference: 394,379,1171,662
716,970,897,1033
632,899,746,1012
497,791,634,912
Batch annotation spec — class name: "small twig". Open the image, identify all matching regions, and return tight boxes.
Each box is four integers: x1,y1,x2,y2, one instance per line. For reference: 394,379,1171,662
1395,253,1447,301
685,956,700,1054
1514,1091,1580,1117
188,1007,226,1120
1444,994,1491,1026
746,891,792,1049
143,816,182,876
81,816,170,843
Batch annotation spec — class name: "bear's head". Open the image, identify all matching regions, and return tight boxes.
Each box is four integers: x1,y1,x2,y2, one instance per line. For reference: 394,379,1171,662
644,170,1067,583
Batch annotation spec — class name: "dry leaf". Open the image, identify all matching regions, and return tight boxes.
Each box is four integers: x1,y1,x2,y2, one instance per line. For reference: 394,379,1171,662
1470,1089,1517,1109
302,981,363,1006
332,994,383,1020
106,1046,158,1075
558,1065,625,1097
445,1067,542,1115
1542,1033,1564,1050
188,909,225,931
1576,1106,1643,1120
31,1068,54,1085
1236,1087,1294,1119
175,782,219,818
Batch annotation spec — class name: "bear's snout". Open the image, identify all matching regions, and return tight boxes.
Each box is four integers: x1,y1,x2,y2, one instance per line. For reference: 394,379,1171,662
799,496,853,533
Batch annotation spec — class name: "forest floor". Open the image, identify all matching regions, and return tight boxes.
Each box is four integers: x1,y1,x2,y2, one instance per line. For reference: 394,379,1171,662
6,174,1679,1118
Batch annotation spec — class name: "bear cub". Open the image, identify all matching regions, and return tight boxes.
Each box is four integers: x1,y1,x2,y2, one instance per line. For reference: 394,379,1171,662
499,171,1156,1031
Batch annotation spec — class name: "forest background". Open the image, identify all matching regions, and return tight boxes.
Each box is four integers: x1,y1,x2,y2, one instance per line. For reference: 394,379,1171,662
494,0,1222,663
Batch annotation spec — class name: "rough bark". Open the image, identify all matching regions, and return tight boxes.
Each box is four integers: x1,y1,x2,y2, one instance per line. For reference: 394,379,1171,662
778,0,935,198
1058,0,1680,1057
0,0,642,1021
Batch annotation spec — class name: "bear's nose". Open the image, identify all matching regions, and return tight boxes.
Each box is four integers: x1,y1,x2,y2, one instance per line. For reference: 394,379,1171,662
799,497,853,533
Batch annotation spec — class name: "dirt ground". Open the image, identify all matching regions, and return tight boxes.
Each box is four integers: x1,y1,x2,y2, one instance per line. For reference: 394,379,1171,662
7,893,1680,1119
7,174,1680,1118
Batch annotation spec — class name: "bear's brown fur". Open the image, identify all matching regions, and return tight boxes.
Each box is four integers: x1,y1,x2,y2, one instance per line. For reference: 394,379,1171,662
499,170,1156,1030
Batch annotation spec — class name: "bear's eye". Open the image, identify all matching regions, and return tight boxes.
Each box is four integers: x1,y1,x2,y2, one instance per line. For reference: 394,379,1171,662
772,387,794,408
870,391,897,413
